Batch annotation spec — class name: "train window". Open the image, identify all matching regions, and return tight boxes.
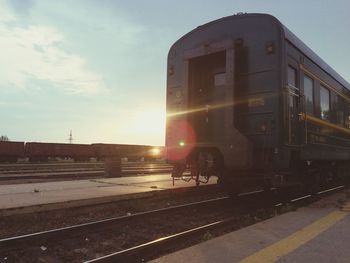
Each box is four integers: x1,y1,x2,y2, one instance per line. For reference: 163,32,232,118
334,94,345,126
320,85,330,120
303,75,314,114
287,66,297,88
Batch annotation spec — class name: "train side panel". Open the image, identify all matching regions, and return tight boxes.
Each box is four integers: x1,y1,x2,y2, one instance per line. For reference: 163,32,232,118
91,144,121,161
0,141,25,162
25,142,95,161
280,37,350,186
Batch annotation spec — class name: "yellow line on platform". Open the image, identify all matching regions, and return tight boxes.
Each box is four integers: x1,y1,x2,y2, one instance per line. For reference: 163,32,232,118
238,210,348,263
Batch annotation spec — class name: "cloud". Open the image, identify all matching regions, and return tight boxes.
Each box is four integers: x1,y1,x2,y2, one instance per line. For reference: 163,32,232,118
0,2,104,94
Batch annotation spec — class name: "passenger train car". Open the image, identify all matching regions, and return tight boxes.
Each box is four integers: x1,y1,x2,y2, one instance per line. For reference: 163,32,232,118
166,13,350,191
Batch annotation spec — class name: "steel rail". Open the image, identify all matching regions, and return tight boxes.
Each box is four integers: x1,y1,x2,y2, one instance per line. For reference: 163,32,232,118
85,184,347,263
0,168,173,181
0,163,170,170
0,195,230,251
0,166,172,174
0,166,172,173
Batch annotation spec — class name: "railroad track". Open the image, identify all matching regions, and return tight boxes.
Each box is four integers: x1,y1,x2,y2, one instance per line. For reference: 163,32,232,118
85,185,347,263
0,184,346,262
0,162,173,181
0,196,231,255
0,162,170,169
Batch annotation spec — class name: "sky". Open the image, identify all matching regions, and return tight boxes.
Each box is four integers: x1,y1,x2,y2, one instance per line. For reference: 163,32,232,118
0,0,349,146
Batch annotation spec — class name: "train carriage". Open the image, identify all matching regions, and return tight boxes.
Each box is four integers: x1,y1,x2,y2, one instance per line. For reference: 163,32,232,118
25,142,95,162
0,141,25,163
166,13,350,191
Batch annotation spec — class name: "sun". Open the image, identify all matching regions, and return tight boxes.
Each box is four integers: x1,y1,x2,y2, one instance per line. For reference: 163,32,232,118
128,109,165,141
149,147,161,156
132,110,165,133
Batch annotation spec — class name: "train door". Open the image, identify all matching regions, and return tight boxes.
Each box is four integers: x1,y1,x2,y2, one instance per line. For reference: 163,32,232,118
286,64,302,145
188,51,226,143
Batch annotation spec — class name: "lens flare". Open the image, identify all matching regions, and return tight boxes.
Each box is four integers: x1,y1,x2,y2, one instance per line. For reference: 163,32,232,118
178,141,185,147
166,120,196,161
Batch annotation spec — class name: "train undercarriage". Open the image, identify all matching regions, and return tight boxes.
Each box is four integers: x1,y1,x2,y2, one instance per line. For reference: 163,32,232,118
171,147,350,196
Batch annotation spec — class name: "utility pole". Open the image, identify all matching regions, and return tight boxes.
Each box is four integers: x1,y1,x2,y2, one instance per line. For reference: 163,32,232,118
68,130,73,144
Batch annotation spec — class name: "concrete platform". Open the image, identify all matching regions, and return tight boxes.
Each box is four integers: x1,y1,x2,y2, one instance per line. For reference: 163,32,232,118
152,190,350,263
0,174,217,216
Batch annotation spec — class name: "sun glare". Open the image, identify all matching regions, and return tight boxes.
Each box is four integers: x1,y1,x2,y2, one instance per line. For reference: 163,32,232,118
150,147,161,156
128,109,165,139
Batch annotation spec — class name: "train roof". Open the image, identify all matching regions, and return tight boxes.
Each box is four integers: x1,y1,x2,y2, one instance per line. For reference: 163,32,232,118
281,21,350,91
172,13,350,91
